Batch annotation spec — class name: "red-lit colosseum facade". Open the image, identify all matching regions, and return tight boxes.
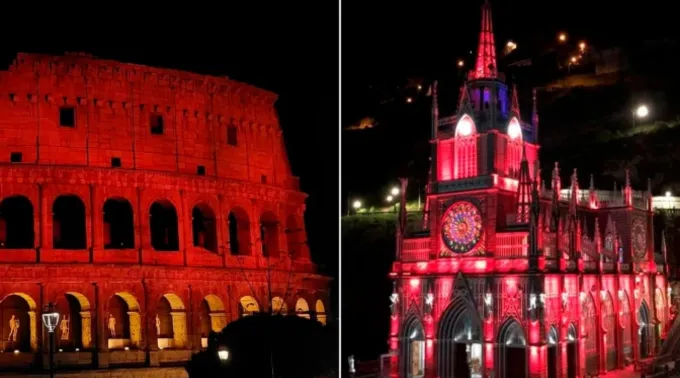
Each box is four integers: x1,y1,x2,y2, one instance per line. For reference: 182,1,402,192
0,52,330,371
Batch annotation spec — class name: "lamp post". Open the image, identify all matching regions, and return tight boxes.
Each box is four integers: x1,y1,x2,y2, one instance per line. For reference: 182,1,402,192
42,302,60,378
217,346,229,362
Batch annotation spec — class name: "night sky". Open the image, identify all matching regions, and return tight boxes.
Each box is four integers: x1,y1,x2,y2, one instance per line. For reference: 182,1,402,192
342,0,680,362
0,4,339,299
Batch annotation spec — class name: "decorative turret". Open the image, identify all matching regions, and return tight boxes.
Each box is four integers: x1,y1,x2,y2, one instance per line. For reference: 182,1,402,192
472,0,497,80
510,84,521,117
550,162,561,232
568,169,579,259
532,88,539,140
516,147,532,224
588,174,598,209
624,169,632,206
569,169,579,215
662,230,668,275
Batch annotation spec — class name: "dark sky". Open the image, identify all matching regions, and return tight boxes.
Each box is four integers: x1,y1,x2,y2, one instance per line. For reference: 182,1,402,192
0,5,339,282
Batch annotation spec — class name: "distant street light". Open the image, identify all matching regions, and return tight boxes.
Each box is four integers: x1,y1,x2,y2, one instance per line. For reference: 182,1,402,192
218,347,229,362
391,187,400,196
386,195,394,202
457,60,464,67
635,105,649,118
558,32,567,42
579,41,586,51
352,200,362,209
666,191,672,198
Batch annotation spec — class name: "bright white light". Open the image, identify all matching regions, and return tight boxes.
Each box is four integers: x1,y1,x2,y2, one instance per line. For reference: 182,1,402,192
124,346,130,351
455,115,474,137
386,195,393,202
508,118,522,140
352,200,362,209
666,191,671,197
390,187,399,196
218,349,229,362
425,293,434,306
410,330,418,339
636,105,649,118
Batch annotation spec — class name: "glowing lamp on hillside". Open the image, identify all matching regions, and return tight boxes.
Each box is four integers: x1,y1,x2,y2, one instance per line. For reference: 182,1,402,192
457,60,464,67
666,191,672,197
635,105,649,118
352,200,362,210
391,187,400,196
217,347,229,362
570,56,578,63
558,33,567,42
579,41,586,51
386,195,394,202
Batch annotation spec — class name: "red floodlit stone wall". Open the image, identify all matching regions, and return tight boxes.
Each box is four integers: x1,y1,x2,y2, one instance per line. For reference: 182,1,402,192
0,53,329,371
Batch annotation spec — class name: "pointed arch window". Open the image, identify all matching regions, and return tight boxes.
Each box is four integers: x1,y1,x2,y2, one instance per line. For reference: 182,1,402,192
507,117,523,177
454,114,477,179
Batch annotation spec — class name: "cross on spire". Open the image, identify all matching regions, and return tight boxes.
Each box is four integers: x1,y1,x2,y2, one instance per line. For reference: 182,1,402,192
472,0,497,79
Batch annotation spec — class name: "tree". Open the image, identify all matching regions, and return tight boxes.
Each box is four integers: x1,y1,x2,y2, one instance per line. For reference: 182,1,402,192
185,314,335,378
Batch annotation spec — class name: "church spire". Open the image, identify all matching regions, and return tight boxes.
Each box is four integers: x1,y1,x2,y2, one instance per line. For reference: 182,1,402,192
472,0,497,79
510,84,521,116
550,162,561,232
532,88,539,139
431,81,439,139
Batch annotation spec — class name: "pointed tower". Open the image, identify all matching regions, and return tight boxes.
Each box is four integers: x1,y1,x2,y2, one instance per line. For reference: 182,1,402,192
473,0,497,79
568,169,579,259
510,84,521,117
532,88,539,141
550,162,561,232
624,169,633,206
516,147,532,224
588,174,598,209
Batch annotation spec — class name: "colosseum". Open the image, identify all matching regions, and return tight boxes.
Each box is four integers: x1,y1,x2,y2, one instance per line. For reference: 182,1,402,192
0,52,330,372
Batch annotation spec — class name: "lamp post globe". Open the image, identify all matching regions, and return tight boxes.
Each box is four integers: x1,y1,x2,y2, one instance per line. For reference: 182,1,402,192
41,302,59,378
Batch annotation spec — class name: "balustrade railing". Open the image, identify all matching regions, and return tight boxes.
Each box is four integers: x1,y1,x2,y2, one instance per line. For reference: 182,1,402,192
495,232,528,258
401,238,430,262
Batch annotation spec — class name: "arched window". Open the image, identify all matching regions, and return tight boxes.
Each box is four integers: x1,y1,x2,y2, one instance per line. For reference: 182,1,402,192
56,292,91,350
453,114,477,179
506,117,523,177
149,200,179,251
601,291,617,371
295,298,310,319
0,195,34,248
53,195,86,249
271,297,287,315
239,296,260,317
315,300,327,325
228,207,251,255
260,212,279,258
192,203,217,253
103,198,134,249
582,293,598,375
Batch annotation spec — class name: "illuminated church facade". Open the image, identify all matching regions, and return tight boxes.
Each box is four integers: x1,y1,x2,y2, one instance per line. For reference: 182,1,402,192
388,2,671,377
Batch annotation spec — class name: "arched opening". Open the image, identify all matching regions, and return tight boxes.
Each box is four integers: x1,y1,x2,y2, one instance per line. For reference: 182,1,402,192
260,211,279,258
655,288,666,344
567,323,578,378
53,195,86,249
582,293,598,374
56,292,91,351
0,195,34,248
437,300,483,378
107,293,141,349
453,114,477,180
295,298,310,319
506,117,523,177
497,318,526,378
285,215,303,259
401,317,425,378
103,198,134,249
547,326,558,378
149,200,179,251
199,295,226,348
316,300,327,325
239,296,260,317
639,301,651,359
0,294,35,352
156,293,187,349
192,203,217,253
228,207,250,255
271,297,287,315
620,291,633,363
602,291,617,370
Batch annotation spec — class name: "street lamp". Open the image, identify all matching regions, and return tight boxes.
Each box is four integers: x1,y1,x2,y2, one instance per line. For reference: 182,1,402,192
633,104,649,128
217,346,229,362
42,302,60,378
390,187,399,196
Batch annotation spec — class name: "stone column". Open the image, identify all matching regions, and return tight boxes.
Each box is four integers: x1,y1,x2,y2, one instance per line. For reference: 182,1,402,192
80,311,92,349
171,312,187,349
209,313,227,333
128,311,142,349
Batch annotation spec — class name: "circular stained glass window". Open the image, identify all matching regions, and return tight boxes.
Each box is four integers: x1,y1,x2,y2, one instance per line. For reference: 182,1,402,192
441,201,483,254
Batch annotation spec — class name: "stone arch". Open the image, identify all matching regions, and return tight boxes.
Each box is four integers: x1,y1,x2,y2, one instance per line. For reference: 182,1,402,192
107,292,141,349
239,295,260,317
53,194,87,249
619,291,633,361
639,300,651,359
437,299,483,378
401,315,425,378
315,299,327,325
295,297,310,319
103,197,135,249
227,206,251,255
192,202,217,253
260,211,279,258
0,195,34,248
149,199,179,251
655,288,666,333
0,293,37,352
285,215,304,259
497,317,527,378
271,296,288,315
601,291,617,371
581,292,598,374
56,292,92,350
156,293,187,349
199,294,226,347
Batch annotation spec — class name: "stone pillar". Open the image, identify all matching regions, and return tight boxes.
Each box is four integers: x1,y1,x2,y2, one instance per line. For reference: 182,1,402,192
128,311,142,348
171,312,187,349
80,311,92,349
28,311,37,352
91,190,103,250
209,312,227,332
